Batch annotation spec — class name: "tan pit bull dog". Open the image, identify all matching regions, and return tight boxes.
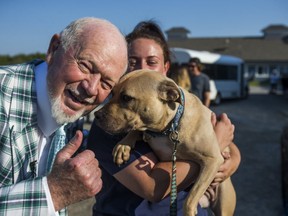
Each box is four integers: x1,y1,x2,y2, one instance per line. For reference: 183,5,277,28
94,69,236,216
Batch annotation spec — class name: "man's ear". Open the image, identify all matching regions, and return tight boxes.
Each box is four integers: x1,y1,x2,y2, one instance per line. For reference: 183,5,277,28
46,34,60,63
158,80,183,105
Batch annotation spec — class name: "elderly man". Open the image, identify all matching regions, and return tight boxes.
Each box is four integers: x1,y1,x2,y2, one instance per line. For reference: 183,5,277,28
0,17,127,215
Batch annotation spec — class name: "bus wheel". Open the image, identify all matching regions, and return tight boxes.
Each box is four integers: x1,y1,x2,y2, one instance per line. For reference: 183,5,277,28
213,93,221,105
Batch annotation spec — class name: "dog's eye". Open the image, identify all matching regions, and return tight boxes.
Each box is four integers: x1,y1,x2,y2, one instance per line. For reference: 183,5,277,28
121,94,133,102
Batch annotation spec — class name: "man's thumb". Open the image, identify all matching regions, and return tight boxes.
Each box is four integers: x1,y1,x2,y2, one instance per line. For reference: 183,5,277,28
55,130,83,164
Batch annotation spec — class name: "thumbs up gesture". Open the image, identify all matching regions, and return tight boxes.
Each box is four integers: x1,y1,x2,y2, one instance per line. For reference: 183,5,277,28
47,130,102,211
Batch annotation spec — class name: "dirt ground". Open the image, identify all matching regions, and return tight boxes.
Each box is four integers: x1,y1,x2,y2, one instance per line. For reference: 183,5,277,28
68,85,288,216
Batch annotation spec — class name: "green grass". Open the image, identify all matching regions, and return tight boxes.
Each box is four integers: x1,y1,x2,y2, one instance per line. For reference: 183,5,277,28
249,79,269,87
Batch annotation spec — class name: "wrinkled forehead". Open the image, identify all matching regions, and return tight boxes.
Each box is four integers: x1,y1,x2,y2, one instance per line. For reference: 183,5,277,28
78,26,127,79
81,23,127,61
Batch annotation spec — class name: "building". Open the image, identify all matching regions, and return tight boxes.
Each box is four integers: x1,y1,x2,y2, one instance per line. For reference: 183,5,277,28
166,24,288,80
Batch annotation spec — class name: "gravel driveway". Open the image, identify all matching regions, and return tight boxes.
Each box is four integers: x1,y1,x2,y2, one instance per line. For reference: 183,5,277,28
211,86,288,216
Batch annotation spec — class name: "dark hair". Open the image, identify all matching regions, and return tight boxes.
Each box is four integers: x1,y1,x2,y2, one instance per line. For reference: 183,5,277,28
189,57,204,71
126,20,171,65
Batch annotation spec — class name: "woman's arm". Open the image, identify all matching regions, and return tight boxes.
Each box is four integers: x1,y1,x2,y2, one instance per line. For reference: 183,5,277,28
211,142,241,187
212,113,241,184
114,152,199,202
205,113,241,200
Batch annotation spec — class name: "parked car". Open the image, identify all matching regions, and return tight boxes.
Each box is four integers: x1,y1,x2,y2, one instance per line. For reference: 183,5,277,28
210,80,221,105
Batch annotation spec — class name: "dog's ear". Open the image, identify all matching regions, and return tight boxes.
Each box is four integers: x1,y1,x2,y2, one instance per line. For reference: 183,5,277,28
158,80,183,105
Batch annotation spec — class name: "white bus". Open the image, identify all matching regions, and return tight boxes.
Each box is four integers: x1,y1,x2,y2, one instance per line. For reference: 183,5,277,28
170,47,249,104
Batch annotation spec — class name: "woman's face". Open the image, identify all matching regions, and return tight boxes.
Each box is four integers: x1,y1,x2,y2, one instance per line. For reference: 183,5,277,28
127,38,169,75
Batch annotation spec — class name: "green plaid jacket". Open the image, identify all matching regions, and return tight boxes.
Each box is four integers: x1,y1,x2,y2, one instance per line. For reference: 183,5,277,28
0,60,67,215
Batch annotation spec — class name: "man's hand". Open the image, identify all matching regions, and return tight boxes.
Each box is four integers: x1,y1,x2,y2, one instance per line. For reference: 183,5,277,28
47,130,102,211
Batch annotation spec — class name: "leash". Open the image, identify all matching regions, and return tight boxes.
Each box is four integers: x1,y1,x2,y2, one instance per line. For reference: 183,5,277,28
170,131,180,216
168,88,185,216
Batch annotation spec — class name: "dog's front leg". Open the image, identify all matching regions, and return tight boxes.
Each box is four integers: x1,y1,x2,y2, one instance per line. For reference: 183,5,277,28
112,130,141,165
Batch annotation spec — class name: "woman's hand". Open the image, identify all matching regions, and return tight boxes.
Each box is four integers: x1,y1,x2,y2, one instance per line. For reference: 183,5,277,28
211,113,235,151
205,113,241,201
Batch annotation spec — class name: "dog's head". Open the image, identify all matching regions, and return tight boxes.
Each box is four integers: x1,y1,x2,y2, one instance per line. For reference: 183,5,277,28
94,69,183,134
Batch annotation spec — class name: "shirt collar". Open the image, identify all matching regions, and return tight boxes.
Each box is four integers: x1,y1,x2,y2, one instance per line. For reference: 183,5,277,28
35,62,59,137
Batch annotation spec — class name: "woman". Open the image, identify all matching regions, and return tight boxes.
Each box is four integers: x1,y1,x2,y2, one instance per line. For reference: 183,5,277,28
168,64,191,91
87,21,240,216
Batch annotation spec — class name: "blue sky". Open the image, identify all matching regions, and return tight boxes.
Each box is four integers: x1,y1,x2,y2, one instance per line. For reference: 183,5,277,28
0,0,287,55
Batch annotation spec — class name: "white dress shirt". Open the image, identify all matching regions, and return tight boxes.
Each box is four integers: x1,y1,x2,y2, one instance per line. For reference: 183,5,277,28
35,62,60,215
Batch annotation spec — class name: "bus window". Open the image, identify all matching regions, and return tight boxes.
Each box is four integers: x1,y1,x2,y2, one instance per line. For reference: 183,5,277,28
169,47,249,102
203,64,238,81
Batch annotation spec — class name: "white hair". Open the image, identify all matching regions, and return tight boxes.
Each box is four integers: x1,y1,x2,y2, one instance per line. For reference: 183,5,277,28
59,17,126,52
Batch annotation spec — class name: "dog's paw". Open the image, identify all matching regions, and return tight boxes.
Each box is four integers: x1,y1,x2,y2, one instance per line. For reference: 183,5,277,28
222,150,231,159
113,144,132,165
199,194,211,208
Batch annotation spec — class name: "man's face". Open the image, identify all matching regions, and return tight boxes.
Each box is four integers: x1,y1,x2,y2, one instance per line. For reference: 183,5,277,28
46,30,127,124
188,62,199,76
